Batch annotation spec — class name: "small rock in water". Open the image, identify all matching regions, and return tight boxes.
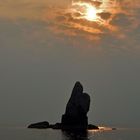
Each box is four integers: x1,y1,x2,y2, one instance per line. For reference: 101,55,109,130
88,124,99,130
28,121,49,129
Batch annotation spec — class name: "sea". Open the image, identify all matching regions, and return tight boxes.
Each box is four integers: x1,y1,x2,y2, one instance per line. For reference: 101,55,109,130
0,125,140,140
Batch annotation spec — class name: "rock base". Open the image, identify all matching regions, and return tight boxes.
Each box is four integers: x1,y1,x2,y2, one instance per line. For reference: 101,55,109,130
27,121,99,130
61,114,88,129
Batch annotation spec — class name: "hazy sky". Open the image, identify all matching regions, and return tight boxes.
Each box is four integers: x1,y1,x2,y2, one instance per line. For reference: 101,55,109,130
0,0,140,128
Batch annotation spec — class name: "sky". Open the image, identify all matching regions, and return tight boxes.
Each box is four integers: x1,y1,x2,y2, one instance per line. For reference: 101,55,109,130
0,0,140,128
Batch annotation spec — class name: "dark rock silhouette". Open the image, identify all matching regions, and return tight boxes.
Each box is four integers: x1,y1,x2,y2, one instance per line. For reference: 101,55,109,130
88,124,99,130
28,121,49,129
61,82,90,130
28,81,99,130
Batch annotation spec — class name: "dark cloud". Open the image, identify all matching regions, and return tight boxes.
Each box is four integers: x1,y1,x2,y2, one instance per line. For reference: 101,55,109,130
98,12,112,20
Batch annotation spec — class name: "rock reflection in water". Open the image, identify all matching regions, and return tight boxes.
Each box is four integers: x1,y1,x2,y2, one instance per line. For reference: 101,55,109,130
61,130,89,140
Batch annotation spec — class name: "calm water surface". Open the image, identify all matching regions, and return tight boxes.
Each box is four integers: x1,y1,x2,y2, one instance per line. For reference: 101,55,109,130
0,126,140,140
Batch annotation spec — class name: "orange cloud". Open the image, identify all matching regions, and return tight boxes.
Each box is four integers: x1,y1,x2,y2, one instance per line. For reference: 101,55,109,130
45,0,139,41
0,0,139,51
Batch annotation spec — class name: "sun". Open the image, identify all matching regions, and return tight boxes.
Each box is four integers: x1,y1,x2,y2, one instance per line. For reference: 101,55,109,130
71,2,98,22
85,5,97,21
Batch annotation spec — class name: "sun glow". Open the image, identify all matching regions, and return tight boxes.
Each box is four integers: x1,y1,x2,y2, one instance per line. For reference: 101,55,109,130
85,5,97,21
71,1,100,22
68,0,119,35
71,0,117,23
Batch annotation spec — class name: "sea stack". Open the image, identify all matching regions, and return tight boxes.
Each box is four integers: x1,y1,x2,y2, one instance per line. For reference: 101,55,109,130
27,81,99,130
61,81,90,130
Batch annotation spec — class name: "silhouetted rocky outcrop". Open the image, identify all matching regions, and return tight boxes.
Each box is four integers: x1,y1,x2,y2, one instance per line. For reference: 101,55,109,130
61,82,90,131
28,81,99,130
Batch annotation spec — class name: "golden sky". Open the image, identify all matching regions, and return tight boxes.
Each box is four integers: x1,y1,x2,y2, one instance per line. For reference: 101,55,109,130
0,0,140,51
